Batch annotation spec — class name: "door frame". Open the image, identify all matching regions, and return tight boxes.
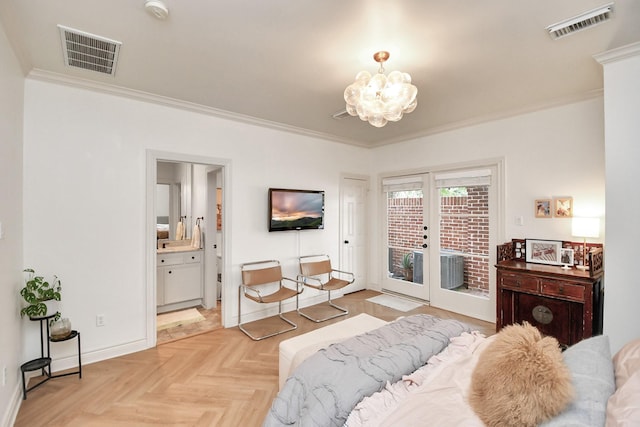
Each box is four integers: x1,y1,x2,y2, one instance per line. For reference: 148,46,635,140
427,160,504,322
145,150,231,348
378,158,504,321
379,173,431,300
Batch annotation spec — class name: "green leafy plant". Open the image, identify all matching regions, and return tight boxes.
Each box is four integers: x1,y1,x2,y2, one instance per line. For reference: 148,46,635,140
401,253,414,270
20,268,61,320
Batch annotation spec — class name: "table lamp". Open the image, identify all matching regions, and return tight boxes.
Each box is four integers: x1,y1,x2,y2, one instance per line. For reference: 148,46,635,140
571,217,600,270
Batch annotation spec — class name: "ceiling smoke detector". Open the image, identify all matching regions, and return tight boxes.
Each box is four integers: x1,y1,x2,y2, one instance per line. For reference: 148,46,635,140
546,3,614,40
145,0,169,20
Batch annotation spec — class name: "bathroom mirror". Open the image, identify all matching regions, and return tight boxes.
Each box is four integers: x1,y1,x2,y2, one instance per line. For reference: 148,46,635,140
156,182,181,241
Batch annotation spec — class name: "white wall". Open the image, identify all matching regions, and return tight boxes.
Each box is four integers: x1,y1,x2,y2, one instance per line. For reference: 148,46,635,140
597,42,640,353
0,19,25,427
368,98,606,291
22,78,371,367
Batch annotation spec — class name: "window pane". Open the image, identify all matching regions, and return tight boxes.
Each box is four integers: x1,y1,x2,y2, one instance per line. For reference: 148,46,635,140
387,189,423,283
439,185,489,297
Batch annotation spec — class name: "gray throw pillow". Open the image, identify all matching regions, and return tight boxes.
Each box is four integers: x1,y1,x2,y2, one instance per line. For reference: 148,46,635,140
542,335,615,426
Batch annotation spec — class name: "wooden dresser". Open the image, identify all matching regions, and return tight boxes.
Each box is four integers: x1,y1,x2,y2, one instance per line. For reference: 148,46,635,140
496,241,604,348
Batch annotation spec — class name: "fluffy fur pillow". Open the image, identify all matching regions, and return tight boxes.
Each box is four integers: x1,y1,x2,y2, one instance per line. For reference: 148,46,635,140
469,322,574,427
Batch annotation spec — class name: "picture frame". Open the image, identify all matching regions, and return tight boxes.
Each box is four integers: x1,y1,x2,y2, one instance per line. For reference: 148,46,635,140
525,239,563,266
534,199,552,218
553,197,573,218
560,248,574,267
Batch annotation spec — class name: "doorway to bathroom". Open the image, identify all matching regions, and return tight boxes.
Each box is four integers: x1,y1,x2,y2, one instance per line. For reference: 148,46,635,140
146,150,230,347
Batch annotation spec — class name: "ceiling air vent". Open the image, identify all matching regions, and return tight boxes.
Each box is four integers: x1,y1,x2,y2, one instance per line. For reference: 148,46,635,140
546,3,614,40
58,25,122,76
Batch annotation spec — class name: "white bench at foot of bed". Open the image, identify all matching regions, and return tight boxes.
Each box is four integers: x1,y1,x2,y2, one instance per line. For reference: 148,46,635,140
278,313,389,389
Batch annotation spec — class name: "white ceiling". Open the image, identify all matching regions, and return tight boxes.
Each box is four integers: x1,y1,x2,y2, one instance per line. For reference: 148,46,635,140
1,0,639,147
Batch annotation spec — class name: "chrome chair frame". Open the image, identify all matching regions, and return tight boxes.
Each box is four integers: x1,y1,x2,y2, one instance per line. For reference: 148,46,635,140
297,254,355,323
238,259,304,340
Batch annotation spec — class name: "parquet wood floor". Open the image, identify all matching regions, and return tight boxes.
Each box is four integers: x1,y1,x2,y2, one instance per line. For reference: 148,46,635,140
14,290,494,427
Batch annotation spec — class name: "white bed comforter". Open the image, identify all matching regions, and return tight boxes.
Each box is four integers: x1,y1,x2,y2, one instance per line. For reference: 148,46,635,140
346,331,495,427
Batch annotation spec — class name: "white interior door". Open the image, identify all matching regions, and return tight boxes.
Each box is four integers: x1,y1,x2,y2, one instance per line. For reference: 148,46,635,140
340,176,368,293
381,174,430,300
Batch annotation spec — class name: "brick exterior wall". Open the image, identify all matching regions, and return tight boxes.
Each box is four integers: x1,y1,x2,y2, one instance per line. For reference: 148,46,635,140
387,196,423,277
387,186,490,292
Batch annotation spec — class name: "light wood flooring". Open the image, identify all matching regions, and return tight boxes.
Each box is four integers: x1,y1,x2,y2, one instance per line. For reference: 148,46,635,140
157,306,222,345
15,290,494,427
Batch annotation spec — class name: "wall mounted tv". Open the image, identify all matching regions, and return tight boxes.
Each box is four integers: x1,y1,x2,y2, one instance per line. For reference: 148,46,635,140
269,188,325,232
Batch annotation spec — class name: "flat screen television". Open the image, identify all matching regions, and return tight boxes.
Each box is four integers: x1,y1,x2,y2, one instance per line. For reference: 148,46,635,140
269,188,325,231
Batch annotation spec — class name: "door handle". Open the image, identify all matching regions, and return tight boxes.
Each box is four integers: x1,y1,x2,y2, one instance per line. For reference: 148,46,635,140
344,240,349,244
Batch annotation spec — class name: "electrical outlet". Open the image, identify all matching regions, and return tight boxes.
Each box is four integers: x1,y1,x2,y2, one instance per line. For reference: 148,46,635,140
96,314,105,327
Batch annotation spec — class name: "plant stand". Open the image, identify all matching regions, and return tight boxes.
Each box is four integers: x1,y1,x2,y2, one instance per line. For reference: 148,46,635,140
20,314,82,400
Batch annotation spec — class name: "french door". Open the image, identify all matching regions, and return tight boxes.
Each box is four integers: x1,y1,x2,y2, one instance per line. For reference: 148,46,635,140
381,174,430,300
428,167,497,322
381,164,501,322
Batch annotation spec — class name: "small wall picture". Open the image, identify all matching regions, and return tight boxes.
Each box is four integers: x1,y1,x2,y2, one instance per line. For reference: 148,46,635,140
554,197,573,218
560,248,574,266
535,199,552,218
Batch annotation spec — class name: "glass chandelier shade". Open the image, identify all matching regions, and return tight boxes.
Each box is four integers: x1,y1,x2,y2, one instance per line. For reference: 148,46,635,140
344,51,418,128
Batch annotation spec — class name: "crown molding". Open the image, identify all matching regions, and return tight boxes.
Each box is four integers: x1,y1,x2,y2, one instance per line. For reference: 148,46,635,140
26,69,603,150
370,89,604,148
26,69,369,148
594,41,640,65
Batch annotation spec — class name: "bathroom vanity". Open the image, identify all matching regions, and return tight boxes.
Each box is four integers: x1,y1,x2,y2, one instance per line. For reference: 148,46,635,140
157,247,203,313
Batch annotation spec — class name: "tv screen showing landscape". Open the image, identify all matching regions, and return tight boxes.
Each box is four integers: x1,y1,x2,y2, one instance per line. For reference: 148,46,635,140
269,188,324,231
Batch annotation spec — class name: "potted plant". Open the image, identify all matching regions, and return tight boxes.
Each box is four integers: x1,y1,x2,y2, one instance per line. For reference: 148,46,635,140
401,253,414,282
20,268,61,321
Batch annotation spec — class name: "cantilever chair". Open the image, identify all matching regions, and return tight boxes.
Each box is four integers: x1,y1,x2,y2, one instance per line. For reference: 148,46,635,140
297,254,355,322
238,260,304,340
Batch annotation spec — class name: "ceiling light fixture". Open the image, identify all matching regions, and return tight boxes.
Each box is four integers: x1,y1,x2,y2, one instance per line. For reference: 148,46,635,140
344,51,418,128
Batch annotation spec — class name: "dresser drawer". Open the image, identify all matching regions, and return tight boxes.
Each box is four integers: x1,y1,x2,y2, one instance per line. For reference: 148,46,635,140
540,280,585,302
157,254,183,266
184,252,202,264
500,273,539,293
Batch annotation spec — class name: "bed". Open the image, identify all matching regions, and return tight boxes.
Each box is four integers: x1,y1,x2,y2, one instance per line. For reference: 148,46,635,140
264,314,640,427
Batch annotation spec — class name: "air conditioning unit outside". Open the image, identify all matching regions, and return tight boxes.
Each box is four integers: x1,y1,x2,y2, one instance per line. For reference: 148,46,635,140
441,253,464,289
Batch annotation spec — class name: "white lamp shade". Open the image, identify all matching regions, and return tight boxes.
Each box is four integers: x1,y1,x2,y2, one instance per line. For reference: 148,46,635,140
572,217,600,238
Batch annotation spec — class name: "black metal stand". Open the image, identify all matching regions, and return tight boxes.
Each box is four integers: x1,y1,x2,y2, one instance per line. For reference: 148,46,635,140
20,315,82,400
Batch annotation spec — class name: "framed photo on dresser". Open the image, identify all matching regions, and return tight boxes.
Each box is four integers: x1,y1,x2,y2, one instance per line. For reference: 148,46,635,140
525,239,563,266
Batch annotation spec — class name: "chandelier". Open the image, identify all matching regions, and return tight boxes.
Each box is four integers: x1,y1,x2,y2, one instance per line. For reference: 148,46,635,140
344,51,418,128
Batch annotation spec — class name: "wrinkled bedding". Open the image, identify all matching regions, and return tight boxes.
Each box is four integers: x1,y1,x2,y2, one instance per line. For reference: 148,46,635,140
263,314,470,427
346,331,491,427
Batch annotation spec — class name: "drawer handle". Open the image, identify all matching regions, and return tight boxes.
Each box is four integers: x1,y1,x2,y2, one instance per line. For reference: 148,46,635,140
558,285,564,294
168,270,172,274
191,256,195,260
532,305,553,325
516,280,521,287
161,259,165,263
